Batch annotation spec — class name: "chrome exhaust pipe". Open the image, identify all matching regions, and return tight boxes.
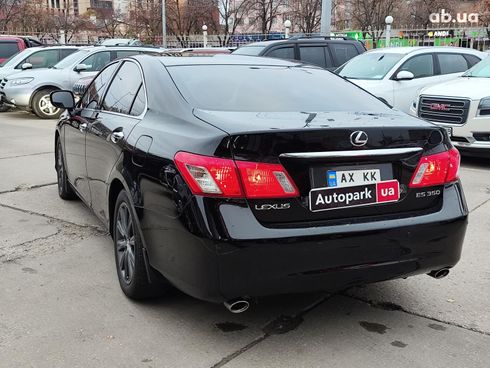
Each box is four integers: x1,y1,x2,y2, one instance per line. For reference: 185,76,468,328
428,268,450,279
224,299,250,313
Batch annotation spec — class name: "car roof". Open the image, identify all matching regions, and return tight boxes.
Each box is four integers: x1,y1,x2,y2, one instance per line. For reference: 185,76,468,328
240,38,358,47
25,45,81,51
152,54,304,67
365,46,483,55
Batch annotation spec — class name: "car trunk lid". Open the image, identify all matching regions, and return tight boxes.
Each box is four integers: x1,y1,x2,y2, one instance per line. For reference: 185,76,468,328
194,109,449,227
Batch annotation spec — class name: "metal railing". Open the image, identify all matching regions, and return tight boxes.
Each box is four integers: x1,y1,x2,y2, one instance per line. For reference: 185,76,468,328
2,28,490,51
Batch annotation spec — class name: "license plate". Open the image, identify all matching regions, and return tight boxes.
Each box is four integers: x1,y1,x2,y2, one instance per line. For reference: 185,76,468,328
327,169,381,188
309,180,400,212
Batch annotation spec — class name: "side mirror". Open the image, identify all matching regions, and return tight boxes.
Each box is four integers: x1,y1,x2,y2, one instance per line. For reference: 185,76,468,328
74,64,87,72
395,70,415,81
50,90,75,110
21,62,33,70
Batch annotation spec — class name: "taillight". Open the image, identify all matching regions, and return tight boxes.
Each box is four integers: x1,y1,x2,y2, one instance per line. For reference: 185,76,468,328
409,148,460,188
174,152,242,197
174,152,299,198
235,161,299,198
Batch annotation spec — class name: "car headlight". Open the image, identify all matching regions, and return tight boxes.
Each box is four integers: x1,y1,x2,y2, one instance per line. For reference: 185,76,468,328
10,78,34,86
478,97,490,116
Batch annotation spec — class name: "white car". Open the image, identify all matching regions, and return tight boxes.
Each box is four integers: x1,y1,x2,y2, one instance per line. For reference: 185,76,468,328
336,47,486,113
0,45,80,111
411,56,490,157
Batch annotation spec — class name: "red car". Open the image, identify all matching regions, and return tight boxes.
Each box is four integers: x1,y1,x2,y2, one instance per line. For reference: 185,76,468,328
0,36,43,64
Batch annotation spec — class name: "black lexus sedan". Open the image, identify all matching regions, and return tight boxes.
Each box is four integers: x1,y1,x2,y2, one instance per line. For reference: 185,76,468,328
51,55,468,312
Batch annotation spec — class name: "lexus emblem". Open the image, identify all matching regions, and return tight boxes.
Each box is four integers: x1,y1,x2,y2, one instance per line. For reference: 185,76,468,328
350,131,368,147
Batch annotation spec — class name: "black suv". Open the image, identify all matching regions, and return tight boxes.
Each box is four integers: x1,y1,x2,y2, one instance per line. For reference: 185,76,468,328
232,36,366,70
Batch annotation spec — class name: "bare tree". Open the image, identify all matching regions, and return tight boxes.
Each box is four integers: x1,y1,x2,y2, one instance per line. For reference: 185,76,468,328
6,0,54,39
349,0,396,47
166,0,216,46
250,0,284,35
50,1,92,43
0,0,23,32
289,0,322,34
478,0,490,38
93,8,127,38
404,0,457,28
211,0,253,45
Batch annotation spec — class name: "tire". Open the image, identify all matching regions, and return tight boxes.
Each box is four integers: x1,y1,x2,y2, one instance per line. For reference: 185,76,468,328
31,88,62,119
113,190,170,299
0,102,11,112
55,139,77,200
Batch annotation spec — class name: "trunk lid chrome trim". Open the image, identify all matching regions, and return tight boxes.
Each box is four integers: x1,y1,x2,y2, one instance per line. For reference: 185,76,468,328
279,147,423,159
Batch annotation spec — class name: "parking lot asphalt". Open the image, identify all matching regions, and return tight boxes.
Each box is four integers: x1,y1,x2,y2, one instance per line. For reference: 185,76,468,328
0,111,489,368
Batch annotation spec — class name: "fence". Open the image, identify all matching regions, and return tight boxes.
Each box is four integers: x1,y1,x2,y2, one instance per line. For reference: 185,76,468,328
2,28,490,51
148,28,490,51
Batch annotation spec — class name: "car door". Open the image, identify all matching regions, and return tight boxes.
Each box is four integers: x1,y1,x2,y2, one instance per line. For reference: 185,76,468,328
392,53,438,112
85,60,146,222
63,62,120,204
21,48,61,69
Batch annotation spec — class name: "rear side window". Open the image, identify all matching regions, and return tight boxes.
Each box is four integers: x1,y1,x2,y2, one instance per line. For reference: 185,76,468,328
329,43,359,66
400,54,434,78
116,50,140,59
0,42,20,59
266,47,295,60
80,62,119,109
464,54,481,68
130,85,146,116
299,46,326,68
60,49,77,59
102,61,143,115
437,54,469,74
233,46,266,56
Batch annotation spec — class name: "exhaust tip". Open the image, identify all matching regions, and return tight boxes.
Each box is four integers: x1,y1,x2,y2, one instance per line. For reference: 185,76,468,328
224,299,250,313
428,268,450,279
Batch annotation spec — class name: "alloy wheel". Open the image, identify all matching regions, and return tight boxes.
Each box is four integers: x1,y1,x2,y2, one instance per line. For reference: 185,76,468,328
115,202,136,284
38,95,60,116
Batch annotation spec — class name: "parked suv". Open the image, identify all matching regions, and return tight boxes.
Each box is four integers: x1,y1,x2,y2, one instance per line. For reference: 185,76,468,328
232,36,366,70
336,47,486,113
0,46,164,119
411,56,490,157
0,46,80,112
0,36,43,63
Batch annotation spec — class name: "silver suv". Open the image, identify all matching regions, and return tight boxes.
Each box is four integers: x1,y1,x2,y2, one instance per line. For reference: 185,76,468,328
0,45,80,112
0,46,163,118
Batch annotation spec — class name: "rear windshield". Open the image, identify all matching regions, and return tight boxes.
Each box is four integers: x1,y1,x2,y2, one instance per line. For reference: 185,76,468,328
233,46,266,56
167,65,388,112
0,42,20,59
337,52,404,80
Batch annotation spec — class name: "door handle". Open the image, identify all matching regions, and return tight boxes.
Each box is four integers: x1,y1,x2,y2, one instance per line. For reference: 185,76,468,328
110,131,124,144
79,123,88,133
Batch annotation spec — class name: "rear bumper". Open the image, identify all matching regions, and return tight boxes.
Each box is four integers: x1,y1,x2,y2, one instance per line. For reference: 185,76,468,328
145,183,468,303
